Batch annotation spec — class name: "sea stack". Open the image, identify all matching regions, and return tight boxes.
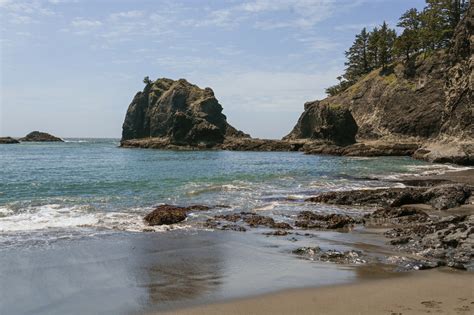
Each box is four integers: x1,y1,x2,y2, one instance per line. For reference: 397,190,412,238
121,78,249,148
20,131,63,142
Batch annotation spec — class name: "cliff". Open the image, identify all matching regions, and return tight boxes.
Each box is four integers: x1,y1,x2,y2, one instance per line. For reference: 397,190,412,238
121,78,248,148
286,4,473,165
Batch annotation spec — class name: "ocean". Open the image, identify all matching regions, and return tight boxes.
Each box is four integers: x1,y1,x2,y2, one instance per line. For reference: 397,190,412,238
0,139,467,314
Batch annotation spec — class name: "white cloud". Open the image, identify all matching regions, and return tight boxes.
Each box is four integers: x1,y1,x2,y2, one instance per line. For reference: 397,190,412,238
189,0,341,30
196,68,341,112
1,0,57,26
71,18,102,28
109,10,144,20
295,35,340,52
8,13,36,24
334,22,378,32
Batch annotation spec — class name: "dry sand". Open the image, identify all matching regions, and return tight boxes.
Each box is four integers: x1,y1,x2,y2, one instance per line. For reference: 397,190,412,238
162,269,474,315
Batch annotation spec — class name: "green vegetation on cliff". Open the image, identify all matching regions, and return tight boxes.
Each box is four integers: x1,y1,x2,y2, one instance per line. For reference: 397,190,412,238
326,0,470,96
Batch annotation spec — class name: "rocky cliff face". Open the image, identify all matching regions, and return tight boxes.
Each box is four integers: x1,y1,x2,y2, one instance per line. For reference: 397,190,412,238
284,102,358,145
121,78,248,147
440,4,473,140
286,4,473,164
286,52,448,141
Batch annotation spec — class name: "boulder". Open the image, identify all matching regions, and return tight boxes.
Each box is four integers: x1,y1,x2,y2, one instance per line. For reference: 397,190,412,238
144,205,188,226
144,204,212,226
20,131,63,142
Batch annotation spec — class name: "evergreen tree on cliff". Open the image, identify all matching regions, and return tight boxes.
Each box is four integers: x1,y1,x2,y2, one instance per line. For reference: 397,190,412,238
377,22,397,71
394,8,421,62
344,28,371,82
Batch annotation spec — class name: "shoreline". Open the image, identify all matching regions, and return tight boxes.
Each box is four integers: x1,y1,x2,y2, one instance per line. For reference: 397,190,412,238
160,269,474,315
157,168,474,314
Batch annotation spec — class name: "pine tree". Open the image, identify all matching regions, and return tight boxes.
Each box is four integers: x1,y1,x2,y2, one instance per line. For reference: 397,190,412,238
377,22,397,71
367,27,380,69
394,8,421,62
324,0,470,96
344,28,371,82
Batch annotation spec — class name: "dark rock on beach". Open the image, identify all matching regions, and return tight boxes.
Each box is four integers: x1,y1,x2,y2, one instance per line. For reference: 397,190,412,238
19,131,63,142
210,212,293,230
306,188,412,207
144,204,213,226
0,137,19,144
385,214,474,270
293,247,368,264
307,184,472,211
144,205,188,226
391,183,472,210
295,211,357,229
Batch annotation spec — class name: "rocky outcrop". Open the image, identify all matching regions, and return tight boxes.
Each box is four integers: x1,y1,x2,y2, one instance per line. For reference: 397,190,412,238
307,184,472,211
284,102,358,145
295,211,358,229
415,5,473,164
286,52,448,142
19,131,63,142
144,204,212,226
287,4,473,165
0,137,19,144
303,141,420,157
440,3,473,140
121,78,248,148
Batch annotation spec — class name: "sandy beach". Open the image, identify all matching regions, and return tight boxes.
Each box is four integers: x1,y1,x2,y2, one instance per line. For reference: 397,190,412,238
164,269,474,315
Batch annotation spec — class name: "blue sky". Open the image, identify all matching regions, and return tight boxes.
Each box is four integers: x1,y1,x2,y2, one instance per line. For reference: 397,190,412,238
1,0,425,139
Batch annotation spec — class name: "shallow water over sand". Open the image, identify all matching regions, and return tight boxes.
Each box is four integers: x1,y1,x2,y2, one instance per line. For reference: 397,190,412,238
0,139,468,314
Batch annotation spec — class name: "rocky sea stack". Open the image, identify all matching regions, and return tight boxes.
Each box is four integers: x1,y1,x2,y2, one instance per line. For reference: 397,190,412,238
20,131,63,142
121,78,249,148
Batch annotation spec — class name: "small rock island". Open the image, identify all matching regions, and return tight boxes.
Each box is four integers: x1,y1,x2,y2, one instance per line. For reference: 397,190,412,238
20,131,64,142
0,137,20,144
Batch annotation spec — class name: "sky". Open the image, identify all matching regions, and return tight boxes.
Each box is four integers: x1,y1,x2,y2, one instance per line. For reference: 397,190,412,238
0,0,426,139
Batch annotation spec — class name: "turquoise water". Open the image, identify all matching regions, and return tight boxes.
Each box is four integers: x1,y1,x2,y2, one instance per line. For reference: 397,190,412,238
0,139,460,244
1,138,469,314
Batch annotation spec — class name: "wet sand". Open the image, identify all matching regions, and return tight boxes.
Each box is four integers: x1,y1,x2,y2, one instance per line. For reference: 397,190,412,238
434,169,474,186
165,269,474,315
0,229,397,315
